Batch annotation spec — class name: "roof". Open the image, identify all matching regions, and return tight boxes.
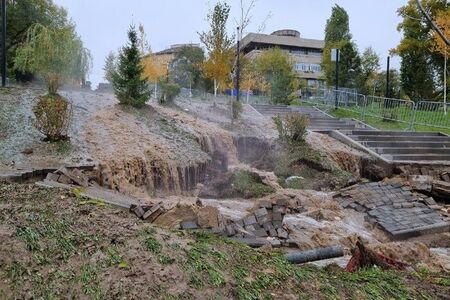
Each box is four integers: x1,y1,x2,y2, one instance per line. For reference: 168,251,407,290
240,32,325,50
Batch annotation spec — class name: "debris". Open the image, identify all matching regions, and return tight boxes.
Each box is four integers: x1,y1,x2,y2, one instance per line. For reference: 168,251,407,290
285,246,344,264
197,206,219,229
181,221,199,230
55,167,89,187
432,180,450,200
21,148,34,155
345,239,407,272
408,175,432,192
142,202,163,222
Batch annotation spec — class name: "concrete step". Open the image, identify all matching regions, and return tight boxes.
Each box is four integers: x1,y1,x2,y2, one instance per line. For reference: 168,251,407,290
374,147,450,155
362,141,450,148
350,135,450,142
386,154,450,161
350,130,445,137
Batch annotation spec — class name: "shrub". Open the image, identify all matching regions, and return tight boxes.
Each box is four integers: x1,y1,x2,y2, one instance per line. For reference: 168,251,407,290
273,113,309,143
158,79,181,104
232,100,243,120
33,94,72,141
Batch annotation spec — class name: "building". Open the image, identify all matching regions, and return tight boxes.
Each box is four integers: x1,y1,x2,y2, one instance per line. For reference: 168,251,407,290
240,29,325,86
142,43,202,77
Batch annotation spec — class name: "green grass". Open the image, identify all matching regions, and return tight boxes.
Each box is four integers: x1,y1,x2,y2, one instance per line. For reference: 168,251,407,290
1,183,448,299
231,170,274,198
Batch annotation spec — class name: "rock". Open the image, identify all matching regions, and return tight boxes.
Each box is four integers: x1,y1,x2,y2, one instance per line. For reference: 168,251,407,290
253,229,268,237
259,200,273,209
21,148,34,155
263,222,274,232
269,229,278,237
254,207,268,218
285,176,304,185
57,174,73,185
272,212,283,221
273,205,286,214
197,206,219,229
225,225,236,237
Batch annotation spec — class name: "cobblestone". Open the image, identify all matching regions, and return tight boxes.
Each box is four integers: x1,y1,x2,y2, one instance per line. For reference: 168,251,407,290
334,182,449,240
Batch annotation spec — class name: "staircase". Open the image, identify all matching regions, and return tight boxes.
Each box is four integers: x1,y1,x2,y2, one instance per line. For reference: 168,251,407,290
251,104,370,132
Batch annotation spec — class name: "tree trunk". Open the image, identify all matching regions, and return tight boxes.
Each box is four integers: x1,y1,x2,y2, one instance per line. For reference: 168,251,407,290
214,78,218,98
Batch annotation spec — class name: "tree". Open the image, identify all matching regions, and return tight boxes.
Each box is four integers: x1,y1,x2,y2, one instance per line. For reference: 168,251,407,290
103,52,117,83
198,1,234,97
256,48,299,104
112,26,151,107
322,5,361,88
394,0,448,101
324,4,352,44
14,22,91,141
137,23,152,55
357,47,381,95
171,46,205,90
7,0,69,81
15,23,91,93
431,8,449,107
373,69,402,99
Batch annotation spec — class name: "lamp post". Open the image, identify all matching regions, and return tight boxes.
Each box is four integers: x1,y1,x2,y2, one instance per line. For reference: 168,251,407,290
1,0,6,87
331,48,340,109
235,26,241,102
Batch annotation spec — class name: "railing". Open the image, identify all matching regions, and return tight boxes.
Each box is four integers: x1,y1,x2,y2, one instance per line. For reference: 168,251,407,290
411,101,450,130
301,87,450,131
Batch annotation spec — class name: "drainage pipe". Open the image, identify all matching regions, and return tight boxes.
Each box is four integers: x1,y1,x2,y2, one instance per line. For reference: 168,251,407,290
284,246,344,264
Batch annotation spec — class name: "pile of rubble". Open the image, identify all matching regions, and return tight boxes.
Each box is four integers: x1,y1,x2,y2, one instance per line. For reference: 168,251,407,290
222,199,298,248
397,166,450,199
130,202,164,222
334,182,450,240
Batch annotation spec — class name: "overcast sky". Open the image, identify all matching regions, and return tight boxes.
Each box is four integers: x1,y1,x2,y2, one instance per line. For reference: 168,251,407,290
54,0,407,88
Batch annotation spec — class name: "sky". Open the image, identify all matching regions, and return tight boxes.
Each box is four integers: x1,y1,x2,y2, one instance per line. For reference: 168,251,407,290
54,0,407,88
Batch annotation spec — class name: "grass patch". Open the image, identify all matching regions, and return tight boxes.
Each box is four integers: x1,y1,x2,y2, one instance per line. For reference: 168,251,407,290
231,170,274,198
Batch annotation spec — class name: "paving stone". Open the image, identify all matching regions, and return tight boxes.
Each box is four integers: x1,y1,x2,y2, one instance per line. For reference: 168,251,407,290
181,221,198,230
255,207,268,218
273,221,283,229
263,222,274,232
243,215,257,226
253,229,268,237
277,228,289,239
245,225,256,232
273,205,286,214
259,200,273,209
402,203,414,209
257,215,268,226
269,229,278,237
272,212,283,221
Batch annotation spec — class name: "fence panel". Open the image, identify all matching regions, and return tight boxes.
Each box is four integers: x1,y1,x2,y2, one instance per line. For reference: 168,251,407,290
363,96,415,125
412,101,450,130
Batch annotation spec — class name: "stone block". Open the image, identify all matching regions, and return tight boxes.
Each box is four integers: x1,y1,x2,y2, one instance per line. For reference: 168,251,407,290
272,212,283,221
253,229,268,237
402,203,414,209
257,215,268,226
273,221,283,229
46,172,60,182
259,200,273,209
225,225,236,237
243,215,257,226
263,222,274,232
131,205,145,218
273,205,286,214
255,207,268,218
269,239,282,248
181,221,198,230
277,228,289,239
245,225,256,232
276,198,289,206
269,229,278,237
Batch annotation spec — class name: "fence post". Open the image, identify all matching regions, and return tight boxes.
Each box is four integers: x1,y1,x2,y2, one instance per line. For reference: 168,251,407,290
408,101,418,131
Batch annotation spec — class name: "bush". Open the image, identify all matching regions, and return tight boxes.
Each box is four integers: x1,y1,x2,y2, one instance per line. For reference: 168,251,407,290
273,113,309,143
232,100,243,119
158,80,180,104
33,94,72,141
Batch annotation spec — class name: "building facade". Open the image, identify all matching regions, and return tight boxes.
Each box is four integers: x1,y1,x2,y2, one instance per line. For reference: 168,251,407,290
240,29,325,86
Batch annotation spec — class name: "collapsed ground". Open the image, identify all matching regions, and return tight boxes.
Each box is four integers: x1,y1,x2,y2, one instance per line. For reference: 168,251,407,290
0,87,450,298
0,183,449,299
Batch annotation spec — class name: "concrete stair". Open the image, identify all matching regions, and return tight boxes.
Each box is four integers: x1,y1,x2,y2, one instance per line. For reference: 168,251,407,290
251,104,369,132
343,130,450,163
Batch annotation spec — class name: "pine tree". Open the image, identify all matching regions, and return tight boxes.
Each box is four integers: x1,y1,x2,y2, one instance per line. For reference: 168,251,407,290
112,26,151,107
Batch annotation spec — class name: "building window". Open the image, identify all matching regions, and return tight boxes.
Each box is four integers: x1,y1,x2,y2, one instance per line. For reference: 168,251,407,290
295,63,321,73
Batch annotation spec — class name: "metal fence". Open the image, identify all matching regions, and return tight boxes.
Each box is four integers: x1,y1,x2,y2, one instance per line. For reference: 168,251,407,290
302,87,450,131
